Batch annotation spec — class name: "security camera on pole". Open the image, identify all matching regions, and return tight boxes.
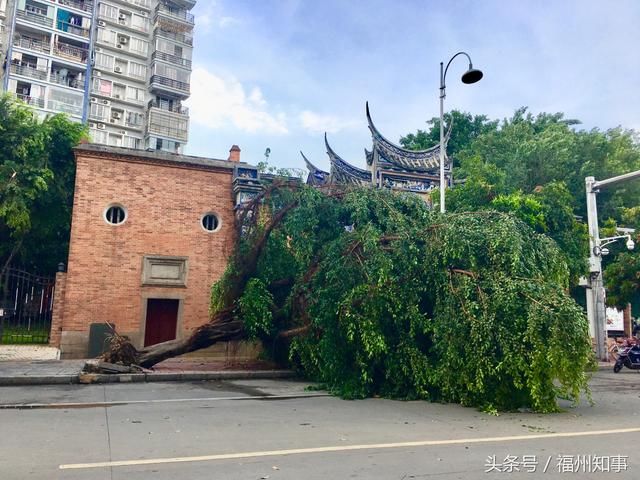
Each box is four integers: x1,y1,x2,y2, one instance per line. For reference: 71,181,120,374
584,170,640,361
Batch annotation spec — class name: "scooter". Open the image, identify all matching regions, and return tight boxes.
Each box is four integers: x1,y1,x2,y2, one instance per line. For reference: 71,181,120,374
613,344,640,372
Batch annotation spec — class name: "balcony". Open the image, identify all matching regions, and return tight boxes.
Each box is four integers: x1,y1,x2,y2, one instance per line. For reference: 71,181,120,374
16,9,54,28
151,50,192,69
53,42,89,63
155,3,195,25
50,72,84,90
150,75,190,95
155,27,193,46
10,63,48,81
109,0,151,9
16,94,46,108
147,105,189,142
56,0,94,13
148,100,189,115
47,99,83,116
57,20,90,38
13,35,51,54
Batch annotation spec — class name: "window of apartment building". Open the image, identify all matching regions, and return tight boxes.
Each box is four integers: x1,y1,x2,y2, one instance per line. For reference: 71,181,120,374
91,128,108,144
25,0,48,16
129,37,148,56
97,28,116,45
112,83,126,100
126,111,144,127
131,14,149,33
129,61,147,79
156,39,190,58
123,136,141,149
126,86,145,103
95,52,114,70
98,3,118,21
108,133,123,147
90,103,108,121
154,63,190,83
93,78,112,96
114,58,127,74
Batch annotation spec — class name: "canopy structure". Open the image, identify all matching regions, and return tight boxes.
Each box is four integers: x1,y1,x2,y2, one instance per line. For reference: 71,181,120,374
302,103,452,195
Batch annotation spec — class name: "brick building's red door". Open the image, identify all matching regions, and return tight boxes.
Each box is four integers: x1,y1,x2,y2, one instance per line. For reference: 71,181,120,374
144,299,179,347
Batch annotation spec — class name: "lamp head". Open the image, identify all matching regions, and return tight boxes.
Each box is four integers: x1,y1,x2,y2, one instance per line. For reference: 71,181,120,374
461,67,483,84
627,238,635,251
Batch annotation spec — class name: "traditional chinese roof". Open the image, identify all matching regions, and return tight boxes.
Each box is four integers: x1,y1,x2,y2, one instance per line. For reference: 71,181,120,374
325,133,372,185
365,148,373,166
366,102,451,174
300,151,330,186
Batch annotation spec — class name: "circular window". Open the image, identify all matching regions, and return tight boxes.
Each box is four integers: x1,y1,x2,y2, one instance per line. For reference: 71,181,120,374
104,205,127,225
201,213,220,232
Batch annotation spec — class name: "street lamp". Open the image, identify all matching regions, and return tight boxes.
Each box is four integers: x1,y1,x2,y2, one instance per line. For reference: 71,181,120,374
585,170,640,360
439,52,483,213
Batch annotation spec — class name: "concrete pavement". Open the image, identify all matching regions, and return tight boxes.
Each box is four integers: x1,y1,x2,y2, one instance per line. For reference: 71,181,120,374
0,370,638,479
0,358,294,385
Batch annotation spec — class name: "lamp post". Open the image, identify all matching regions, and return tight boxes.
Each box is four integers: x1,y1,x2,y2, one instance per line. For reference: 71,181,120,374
439,52,483,213
585,169,640,361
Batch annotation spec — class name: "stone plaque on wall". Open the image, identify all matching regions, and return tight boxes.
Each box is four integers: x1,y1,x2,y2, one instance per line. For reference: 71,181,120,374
142,256,188,287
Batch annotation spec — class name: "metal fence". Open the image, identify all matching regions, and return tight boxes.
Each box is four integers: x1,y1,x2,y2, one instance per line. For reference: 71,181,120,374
0,269,55,344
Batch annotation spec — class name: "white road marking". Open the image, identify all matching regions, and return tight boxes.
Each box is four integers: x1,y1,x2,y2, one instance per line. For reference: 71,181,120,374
60,426,640,470
0,393,330,410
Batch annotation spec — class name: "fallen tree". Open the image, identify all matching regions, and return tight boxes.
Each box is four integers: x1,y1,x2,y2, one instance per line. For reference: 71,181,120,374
102,183,593,412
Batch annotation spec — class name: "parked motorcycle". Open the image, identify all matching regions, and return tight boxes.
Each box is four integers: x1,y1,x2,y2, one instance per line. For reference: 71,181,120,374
613,344,640,372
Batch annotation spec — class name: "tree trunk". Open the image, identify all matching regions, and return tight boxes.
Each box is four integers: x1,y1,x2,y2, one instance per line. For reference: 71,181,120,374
137,309,244,368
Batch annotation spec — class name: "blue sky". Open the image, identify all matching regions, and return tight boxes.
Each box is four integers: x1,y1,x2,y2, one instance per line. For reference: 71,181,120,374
184,0,640,172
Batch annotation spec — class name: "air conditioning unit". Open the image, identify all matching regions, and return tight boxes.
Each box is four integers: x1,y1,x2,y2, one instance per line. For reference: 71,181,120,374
119,130,127,135
119,37,128,44
114,66,123,73
95,47,102,52
114,94,121,99
97,123,106,130
110,119,117,123
116,44,123,49
112,112,122,119
119,14,126,20
101,99,111,105
90,97,97,103
98,20,106,27
89,122,96,128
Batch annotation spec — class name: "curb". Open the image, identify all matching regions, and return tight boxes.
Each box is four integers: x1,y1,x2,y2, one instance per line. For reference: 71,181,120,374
0,369,296,387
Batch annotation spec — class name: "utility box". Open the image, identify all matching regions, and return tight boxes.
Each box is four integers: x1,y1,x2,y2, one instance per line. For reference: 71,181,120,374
88,323,115,358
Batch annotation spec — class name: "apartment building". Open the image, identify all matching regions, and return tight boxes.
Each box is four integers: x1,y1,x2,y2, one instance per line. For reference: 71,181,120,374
1,0,194,153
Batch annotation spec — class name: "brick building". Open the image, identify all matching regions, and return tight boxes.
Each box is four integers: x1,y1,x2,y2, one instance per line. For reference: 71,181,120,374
51,143,260,358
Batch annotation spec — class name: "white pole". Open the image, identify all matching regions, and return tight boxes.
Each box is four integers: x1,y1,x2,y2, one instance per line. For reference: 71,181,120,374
439,61,446,214
585,176,607,361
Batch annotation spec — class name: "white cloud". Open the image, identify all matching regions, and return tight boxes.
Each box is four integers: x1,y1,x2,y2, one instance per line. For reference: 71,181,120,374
218,16,240,28
197,3,240,33
187,67,288,135
299,111,359,134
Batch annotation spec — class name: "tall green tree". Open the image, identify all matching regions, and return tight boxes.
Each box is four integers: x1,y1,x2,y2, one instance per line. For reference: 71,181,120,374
399,111,498,167
403,107,640,290
0,94,86,274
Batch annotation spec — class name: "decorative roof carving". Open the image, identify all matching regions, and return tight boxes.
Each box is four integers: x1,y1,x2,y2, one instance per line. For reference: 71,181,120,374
300,151,330,186
325,133,372,185
366,102,451,173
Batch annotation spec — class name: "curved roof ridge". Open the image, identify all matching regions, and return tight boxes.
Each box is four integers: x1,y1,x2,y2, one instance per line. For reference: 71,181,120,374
365,101,451,154
324,133,372,183
300,150,327,174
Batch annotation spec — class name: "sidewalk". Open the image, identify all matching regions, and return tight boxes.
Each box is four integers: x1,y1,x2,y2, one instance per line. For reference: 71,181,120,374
0,357,295,386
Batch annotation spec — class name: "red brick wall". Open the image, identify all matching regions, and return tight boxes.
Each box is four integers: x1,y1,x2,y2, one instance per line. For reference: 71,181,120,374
59,151,237,357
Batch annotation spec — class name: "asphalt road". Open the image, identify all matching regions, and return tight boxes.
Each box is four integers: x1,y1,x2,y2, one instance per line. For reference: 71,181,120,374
0,369,638,480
